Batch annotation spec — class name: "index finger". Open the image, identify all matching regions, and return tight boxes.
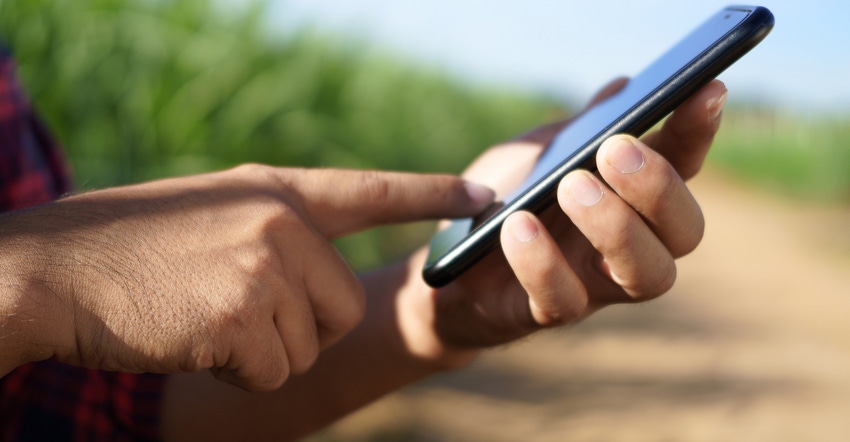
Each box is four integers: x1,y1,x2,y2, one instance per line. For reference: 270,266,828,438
286,169,496,238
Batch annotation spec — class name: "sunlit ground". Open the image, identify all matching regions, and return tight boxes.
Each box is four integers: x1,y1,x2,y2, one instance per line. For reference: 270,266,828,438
309,168,850,441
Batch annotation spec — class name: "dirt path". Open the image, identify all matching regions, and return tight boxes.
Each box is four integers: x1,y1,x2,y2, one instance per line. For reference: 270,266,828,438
313,171,850,441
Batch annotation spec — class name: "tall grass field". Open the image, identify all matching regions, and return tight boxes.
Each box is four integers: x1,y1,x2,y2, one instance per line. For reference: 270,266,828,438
2,0,847,269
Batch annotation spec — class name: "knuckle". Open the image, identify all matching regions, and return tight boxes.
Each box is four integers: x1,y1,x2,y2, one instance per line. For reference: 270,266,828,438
688,208,706,249
534,311,563,328
245,246,281,280
231,162,270,178
253,358,291,392
181,344,217,373
354,170,392,209
533,295,586,328
248,200,305,251
234,333,293,392
672,214,705,257
515,257,588,328
319,281,366,346
231,163,300,204
678,161,703,181
282,308,321,377
604,210,643,254
226,227,286,284
625,259,678,302
347,283,367,328
651,260,678,298
211,297,253,337
656,169,706,257
288,343,319,376
644,161,685,214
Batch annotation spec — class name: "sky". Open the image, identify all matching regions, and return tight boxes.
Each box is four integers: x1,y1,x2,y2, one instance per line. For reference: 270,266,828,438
269,1,850,114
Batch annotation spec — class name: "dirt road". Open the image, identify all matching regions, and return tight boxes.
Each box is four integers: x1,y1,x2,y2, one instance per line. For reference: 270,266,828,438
313,171,850,441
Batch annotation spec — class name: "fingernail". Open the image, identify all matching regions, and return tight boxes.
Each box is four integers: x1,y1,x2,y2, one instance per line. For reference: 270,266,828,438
707,90,728,122
602,136,645,174
565,171,604,207
507,212,538,243
464,181,496,209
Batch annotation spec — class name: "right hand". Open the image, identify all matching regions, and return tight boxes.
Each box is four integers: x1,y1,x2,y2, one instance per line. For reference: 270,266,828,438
0,165,494,391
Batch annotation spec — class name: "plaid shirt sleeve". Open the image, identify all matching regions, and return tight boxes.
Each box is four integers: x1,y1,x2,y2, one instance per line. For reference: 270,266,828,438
0,43,71,211
0,42,166,441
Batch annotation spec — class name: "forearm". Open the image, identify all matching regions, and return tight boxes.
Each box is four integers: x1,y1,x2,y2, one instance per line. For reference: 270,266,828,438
161,256,476,440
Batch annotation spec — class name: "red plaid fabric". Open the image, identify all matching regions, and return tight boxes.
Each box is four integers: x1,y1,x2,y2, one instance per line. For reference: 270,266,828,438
0,44,71,211
0,42,165,441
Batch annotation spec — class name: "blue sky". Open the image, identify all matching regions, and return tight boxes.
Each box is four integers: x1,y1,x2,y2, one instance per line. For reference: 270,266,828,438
270,1,850,114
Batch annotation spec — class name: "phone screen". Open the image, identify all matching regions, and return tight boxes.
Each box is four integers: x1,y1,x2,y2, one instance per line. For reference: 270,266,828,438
423,6,773,287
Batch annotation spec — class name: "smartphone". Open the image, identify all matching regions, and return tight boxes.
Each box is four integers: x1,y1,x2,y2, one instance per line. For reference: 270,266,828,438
422,5,774,288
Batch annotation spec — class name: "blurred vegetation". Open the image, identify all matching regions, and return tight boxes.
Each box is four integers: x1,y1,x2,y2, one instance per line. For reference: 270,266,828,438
710,106,850,202
2,0,847,270
0,0,560,269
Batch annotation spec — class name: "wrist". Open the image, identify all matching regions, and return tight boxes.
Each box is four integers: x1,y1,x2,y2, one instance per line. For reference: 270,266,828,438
370,251,481,373
0,210,75,373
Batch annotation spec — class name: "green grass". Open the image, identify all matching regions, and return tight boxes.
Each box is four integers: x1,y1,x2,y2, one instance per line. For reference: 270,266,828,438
2,0,847,270
0,0,560,269
710,107,850,202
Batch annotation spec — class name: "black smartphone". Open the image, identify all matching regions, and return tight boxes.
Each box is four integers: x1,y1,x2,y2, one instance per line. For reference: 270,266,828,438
423,5,774,288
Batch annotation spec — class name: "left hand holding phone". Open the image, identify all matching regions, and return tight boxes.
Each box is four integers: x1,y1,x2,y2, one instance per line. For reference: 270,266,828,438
395,78,726,367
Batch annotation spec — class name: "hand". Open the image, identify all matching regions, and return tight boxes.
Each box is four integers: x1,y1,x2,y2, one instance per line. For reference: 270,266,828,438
0,165,494,391
397,79,726,365
154,80,725,440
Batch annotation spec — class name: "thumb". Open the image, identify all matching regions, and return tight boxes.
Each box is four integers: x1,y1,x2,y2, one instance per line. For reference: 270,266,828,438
286,168,495,238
